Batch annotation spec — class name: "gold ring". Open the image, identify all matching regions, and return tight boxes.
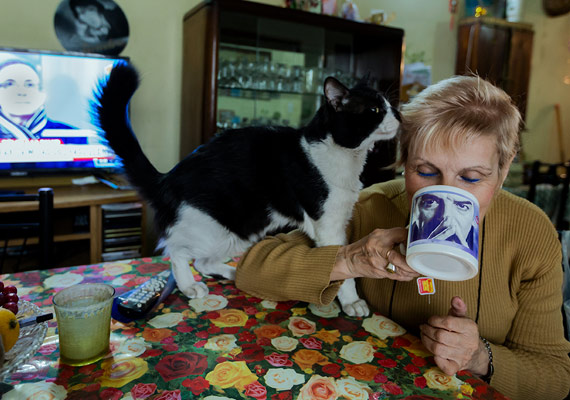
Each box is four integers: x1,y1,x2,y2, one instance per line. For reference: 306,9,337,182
385,263,397,274
385,249,393,260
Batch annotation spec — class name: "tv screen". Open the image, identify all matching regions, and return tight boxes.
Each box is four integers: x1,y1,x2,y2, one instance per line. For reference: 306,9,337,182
0,48,124,176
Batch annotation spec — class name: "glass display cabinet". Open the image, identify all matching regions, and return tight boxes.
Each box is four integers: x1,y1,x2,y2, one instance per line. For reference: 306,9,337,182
181,0,404,185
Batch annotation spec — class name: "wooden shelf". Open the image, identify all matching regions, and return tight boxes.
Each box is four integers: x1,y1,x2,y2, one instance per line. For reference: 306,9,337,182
6,232,91,247
0,182,146,267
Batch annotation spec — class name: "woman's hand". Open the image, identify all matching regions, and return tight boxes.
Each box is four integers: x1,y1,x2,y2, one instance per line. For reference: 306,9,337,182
420,296,490,377
331,227,419,281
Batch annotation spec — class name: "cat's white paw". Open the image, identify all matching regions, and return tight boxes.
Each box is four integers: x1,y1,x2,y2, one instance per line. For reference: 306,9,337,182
179,281,209,299
341,299,370,317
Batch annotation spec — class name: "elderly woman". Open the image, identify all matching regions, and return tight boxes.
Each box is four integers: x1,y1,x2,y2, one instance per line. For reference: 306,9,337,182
235,76,570,399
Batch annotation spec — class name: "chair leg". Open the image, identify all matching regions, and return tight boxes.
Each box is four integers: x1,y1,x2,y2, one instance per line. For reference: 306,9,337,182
38,188,54,269
14,236,29,273
0,240,7,274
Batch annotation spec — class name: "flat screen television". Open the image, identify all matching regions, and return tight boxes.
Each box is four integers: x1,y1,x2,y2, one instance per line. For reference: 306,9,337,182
0,48,124,177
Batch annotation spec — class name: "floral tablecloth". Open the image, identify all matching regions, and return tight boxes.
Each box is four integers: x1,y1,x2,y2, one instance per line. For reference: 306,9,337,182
0,256,509,400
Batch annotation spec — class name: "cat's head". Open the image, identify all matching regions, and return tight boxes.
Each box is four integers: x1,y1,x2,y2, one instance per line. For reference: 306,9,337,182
318,76,400,150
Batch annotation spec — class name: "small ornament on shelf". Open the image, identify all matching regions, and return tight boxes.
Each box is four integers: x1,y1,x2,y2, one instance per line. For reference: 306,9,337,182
322,0,336,15
284,0,322,13
341,0,360,21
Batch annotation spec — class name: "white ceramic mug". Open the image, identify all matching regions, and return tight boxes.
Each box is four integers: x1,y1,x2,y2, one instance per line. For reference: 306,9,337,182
406,185,480,281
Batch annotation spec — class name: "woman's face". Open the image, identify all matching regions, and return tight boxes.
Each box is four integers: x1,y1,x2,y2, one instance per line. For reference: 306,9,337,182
0,63,45,118
405,135,511,219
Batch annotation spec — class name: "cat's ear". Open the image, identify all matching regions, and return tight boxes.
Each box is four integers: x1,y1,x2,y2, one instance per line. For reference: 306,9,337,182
324,77,350,111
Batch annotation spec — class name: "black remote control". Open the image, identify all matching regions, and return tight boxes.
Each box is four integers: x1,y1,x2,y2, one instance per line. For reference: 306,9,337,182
115,270,174,320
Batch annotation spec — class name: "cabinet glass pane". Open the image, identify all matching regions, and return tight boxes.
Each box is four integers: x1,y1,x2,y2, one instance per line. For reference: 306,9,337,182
217,11,356,131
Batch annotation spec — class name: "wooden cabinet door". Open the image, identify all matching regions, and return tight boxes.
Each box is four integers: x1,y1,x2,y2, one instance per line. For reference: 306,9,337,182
455,18,533,121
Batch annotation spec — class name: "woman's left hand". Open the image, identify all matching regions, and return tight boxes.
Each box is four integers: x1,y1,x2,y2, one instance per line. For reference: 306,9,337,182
419,296,490,376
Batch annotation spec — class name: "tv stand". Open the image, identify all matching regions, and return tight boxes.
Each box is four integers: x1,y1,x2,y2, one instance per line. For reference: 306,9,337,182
0,177,147,268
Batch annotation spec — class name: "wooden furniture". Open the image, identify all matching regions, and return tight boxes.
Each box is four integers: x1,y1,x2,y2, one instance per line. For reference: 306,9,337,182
0,183,145,268
0,188,53,271
182,0,404,186
455,17,534,122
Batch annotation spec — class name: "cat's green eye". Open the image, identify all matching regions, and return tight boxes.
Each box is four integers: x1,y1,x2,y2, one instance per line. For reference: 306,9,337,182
371,107,380,113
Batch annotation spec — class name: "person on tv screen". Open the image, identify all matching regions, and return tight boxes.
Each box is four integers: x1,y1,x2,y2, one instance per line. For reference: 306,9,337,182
0,60,74,140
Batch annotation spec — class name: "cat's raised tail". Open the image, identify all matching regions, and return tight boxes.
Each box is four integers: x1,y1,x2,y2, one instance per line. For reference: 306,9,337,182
95,62,162,201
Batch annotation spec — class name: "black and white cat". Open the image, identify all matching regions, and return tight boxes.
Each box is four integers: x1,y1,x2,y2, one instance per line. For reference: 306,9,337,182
95,62,400,317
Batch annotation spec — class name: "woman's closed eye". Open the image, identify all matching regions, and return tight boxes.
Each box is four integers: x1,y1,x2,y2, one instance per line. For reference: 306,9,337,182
461,176,480,183
418,170,481,183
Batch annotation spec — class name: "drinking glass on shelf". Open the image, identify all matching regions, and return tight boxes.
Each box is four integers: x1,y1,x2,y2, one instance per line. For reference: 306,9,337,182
311,67,326,94
237,59,254,89
227,60,239,88
256,60,271,90
267,62,277,91
292,65,305,93
276,63,292,92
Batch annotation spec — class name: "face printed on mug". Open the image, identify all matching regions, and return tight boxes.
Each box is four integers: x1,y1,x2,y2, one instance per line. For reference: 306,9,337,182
427,193,475,248
412,192,476,250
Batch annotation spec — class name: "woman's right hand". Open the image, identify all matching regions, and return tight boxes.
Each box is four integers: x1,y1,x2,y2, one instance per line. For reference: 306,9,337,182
331,227,420,281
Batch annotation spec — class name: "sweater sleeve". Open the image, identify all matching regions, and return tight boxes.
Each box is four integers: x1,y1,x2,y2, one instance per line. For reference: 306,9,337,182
235,230,343,304
235,182,404,304
486,209,570,399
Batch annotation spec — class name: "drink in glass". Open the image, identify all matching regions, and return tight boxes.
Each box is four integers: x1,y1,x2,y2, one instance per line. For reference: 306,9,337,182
53,283,115,366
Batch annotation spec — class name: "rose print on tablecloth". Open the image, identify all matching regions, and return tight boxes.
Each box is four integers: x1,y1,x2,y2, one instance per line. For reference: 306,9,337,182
117,337,148,357
155,352,207,382
312,328,340,345
288,317,316,336
308,301,341,318
205,361,258,390
423,367,464,391
254,324,287,339
210,309,249,327
271,336,298,352
264,368,305,391
297,375,337,400
336,376,372,400
148,312,184,328
102,262,133,276
363,313,406,339
3,381,67,400
97,357,149,388
189,294,228,312
339,341,375,364
204,334,238,352
292,349,328,370
130,382,157,398
43,272,83,288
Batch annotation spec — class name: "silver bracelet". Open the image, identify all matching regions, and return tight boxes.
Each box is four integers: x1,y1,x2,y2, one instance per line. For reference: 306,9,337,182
480,336,494,382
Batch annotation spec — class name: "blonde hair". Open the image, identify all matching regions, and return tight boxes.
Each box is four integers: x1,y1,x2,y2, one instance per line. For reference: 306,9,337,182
399,75,521,172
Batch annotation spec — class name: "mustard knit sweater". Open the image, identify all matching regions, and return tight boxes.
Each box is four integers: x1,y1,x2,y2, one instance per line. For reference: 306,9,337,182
236,180,570,400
